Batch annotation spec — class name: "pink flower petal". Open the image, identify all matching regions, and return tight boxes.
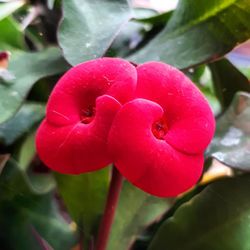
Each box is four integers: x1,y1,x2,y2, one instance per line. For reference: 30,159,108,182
136,62,215,155
36,58,137,173
108,99,204,197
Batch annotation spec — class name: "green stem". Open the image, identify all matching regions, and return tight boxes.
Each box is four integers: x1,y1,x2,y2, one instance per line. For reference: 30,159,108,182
95,166,123,250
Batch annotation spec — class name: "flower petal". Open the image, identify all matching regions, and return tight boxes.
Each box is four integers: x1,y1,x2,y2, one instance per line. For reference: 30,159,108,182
108,99,204,197
36,57,137,173
136,62,215,155
46,57,137,126
36,95,121,174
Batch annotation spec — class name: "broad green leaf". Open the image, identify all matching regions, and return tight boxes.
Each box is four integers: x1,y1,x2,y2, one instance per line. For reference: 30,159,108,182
0,159,76,250
131,182,208,250
129,0,250,69
0,0,25,21
207,92,250,171
107,181,172,250
0,47,69,124
54,168,109,247
209,59,250,109
108,9,174,58
0,103,44,146
149,175,250,250
0,17,24,50
58,0,132,65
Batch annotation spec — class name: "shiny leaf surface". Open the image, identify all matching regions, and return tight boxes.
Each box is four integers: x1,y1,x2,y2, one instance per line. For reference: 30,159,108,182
0,47,69,124
129,0,250,69
0,103,44,146
149,175,250,250
209,59,250,109
107,181,172,250
0,159,76,250
58,0,132,65
54,168,109,247
207,92,250,170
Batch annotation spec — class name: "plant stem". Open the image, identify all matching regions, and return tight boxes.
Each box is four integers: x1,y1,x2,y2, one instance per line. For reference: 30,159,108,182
95,166,123,250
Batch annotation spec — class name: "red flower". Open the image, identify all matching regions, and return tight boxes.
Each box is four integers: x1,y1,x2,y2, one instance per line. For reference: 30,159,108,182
36,58,137,173
36,58,215,197
108,62,215,196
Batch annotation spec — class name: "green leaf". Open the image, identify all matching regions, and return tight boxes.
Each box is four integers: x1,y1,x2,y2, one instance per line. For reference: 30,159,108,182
107,181,172,250
186,65,221,115
107,9,174,58
0,0,25,21
15,130,37,171
0,17,25,50
107,21,147,58
129,0,250,69
207,92,250,171
149,175,250,250
0,102,44,146
54,168,109,246
58,0,132,65
0,47,69,124
0,158,55,198
0,159,76,250
239,67,250,79
209,59,250,109
131,182,208,250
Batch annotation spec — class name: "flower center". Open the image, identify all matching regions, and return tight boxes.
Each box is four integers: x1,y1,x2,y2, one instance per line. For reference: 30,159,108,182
80,106,96,124
152,116,168,140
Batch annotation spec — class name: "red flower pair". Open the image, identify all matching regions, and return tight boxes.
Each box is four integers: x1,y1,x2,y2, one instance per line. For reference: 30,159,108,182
36,58,215,197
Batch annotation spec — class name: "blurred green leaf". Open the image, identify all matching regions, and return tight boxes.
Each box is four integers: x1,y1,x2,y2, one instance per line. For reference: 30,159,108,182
54,168,109,247
108,9,174,58
0,47,69,124
0,154,9,174
131,182,208,250
239,67,250,79
0,159,76,250
107,21,146,58
0,102,44,146
15,130,37,171
207,92,250,171
0,0,25,21
186,66,221,115
209,59,250,109
107,181,172,250
58,0,132,65
149,175,250,250
0,17,24,50
129,0,250,69
0,159,55,198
